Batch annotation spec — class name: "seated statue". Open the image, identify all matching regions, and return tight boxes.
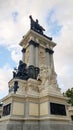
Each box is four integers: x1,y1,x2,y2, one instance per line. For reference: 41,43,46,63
13,60,28,80
29,15,45,34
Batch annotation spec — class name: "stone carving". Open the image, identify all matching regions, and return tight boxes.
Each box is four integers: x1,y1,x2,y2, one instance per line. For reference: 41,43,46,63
29,15,45,35
37,65,52,91
28,79,39,92
50,72,59,89
37,65,59,91
9,86,14,93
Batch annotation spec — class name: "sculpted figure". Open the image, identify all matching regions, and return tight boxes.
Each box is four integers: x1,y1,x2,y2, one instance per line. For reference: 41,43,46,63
13,60,28,80
29,15,45,34
13,81,19,93
50,72,59,89
37,66,52,91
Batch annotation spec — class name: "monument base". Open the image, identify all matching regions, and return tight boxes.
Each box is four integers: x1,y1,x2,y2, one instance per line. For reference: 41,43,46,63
0,119,73,130
40,120,73,130
0,78,72,130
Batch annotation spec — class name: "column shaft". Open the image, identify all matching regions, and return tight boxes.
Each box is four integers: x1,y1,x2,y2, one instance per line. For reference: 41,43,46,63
22,53,25,63
46,52,50,67
50,54,54,71
28,40,39,79
35,46,39,67
45,48,51,67
22,48,26,63
29,44,35,66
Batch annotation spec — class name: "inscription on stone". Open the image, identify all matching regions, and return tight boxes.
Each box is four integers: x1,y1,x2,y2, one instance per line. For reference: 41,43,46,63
3,103,11,116
50,102,66,116
71,115,73,121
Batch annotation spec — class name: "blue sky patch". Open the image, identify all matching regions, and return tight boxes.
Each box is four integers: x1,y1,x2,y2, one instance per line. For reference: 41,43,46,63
0,46,16,68
47,9,62,37
49,20,62,36
11,11,19,22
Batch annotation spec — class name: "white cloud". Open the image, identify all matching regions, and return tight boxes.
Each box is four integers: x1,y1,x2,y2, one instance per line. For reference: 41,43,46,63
0,0,59,47
52,0,73,91
11,47,22,63
0,64,12,98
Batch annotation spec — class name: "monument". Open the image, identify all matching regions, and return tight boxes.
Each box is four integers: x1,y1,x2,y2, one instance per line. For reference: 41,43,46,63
0,16,73,130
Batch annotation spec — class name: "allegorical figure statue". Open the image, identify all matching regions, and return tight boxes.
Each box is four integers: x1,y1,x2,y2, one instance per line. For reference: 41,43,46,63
13,81,19,93
37,65,52,91
29,15,45,35
13,60,28,80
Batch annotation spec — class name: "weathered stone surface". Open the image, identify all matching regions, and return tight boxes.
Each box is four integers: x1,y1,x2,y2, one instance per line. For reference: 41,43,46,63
40,121,73,130
0,120,39,130
0,120,73,130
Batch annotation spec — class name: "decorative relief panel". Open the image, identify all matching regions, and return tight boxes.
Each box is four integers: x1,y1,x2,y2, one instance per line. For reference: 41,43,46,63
39,47,46,67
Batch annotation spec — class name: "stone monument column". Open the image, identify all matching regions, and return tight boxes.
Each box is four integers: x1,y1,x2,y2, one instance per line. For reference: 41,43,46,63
28,40,40,79
28,40,35,79
35,43,39,67
29,40,35,66
49,49,54,72
45,48,50,67
35,43,40,79
21,48,26,63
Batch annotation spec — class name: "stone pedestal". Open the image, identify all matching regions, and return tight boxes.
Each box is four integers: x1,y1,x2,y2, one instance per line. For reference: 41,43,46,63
0,92,72,130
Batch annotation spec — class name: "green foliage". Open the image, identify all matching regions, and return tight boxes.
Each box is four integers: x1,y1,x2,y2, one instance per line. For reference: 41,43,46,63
63,88,73,106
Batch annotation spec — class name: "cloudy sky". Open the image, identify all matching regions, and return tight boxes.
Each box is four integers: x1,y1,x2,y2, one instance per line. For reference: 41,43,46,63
0,0,73,99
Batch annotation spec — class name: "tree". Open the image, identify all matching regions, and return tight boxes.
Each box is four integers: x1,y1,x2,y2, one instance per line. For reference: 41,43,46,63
63,88,73,106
